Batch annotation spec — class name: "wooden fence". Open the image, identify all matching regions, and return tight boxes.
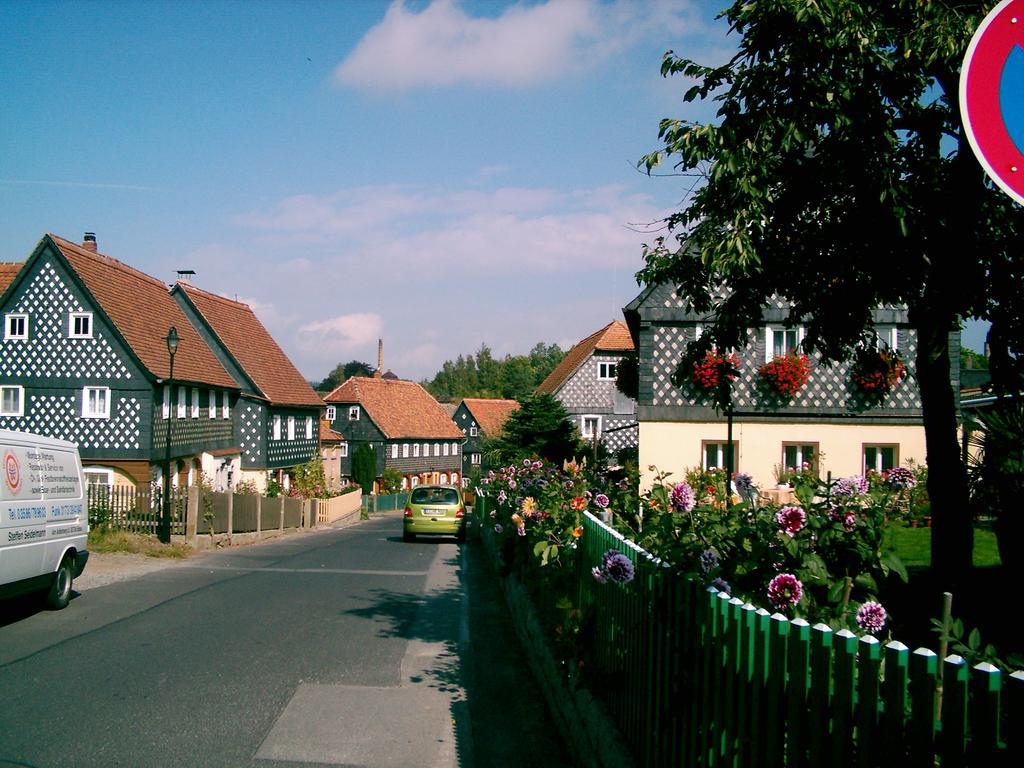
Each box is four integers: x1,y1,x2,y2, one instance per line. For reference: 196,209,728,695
86,485,187,536
477,495,1024,766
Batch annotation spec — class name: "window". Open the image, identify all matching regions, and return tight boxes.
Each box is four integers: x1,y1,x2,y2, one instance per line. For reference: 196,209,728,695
162,385,170,419
4,313,27,340
874,327,898,351
765,326,804,362
209,390,216,419
451,472,459,486
326,406,336,421
83,468,114,488
413,444,420,458
703,440,739,470
191,388,199,418
273,415,281,440
422,443,429,457
177,386,186,418
340,443,348,458
863,444,898,474
411,477,419,487
82,386,110,419
598,362,617,380
349,406,360,421
0,385,24,417
221,391,230,419
287,416,295,440
440,473,448,485
451,443,458,456
391,444,398,459
401,477,408,490
403,443,410,458
443,443,449,456
433,443,440,457
581,415,602,439
469,425,478,437
471,453,481,465
783,443,818,473
69,312,93,339
305,416,313,439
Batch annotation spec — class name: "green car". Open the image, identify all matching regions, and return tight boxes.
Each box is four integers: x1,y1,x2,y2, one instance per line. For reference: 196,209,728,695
403,485,467,542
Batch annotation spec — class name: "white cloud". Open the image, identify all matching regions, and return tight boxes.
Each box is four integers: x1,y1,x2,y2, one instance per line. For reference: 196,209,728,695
296,313,384,358
334,0,697,90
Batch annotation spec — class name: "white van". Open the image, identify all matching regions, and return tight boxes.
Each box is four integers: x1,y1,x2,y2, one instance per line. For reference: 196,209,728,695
0,429,89,609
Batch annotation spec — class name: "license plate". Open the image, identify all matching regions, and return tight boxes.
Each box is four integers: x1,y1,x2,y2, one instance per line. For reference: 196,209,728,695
422,508,445,516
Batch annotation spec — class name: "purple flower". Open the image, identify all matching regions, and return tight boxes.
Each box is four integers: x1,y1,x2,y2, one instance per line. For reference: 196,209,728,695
843,511,857,532
508,479,517,490
886,467,916,490
699,549,719,577
856,602,887,634
670,482,696,513
833,475,869,498
734,472,756,497
775,506,806,535
532,460,543,470
711,577,732,594
767,573,803,609
591,566,608,584
523,459,532,467
517,525,526,537
497,490,507,504
594,493,610,509
593,549,634,586
494,523,503,534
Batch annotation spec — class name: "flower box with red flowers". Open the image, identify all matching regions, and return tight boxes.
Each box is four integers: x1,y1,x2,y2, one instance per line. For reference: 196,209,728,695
758,352,810,397
851,348,906,396
691,351,739,392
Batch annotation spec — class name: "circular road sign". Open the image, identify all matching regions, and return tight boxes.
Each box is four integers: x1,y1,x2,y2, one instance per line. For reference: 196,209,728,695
960,0,1024,206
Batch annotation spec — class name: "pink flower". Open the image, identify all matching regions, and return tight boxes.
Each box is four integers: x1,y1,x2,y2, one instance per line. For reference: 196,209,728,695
670,482,696,513
843,512,857,532
767,573,803,609
775,506,806,535
856,602,887,634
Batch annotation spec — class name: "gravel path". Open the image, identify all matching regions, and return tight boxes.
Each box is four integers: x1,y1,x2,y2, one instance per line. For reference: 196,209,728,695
74,552,191,590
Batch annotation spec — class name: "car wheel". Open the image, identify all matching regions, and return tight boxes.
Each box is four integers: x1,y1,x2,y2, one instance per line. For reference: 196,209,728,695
46,555,74,610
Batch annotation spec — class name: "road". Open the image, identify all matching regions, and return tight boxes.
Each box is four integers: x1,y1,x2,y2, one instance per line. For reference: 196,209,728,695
0,513,571,768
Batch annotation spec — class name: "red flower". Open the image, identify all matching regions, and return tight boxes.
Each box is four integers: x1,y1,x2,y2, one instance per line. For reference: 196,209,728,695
851,349,906,395
758,353,810,397
692,352,740,391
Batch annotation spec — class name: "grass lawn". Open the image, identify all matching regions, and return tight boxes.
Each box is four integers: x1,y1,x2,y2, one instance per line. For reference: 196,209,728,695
88,528,192,558
885,522,1001,568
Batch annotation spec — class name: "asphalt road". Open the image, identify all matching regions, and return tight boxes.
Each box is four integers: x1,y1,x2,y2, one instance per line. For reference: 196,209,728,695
0,513,571,768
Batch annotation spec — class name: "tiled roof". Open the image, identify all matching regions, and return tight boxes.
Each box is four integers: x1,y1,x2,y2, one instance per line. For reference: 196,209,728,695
324,377,463,439
536,320,634,395
0,263,22,295
177,283,323,408
49,235,237,388
320,419,345,443
461,398,520,436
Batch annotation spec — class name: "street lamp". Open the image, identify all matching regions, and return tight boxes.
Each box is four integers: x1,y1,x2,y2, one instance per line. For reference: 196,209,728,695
160,327,179,544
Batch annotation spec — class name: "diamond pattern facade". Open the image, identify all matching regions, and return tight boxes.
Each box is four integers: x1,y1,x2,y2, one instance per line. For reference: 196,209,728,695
0,394,142,450
555,353,638,452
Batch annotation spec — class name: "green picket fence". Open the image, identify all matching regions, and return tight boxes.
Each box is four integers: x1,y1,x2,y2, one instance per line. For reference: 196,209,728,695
477,491,1023,767
373,492,409,512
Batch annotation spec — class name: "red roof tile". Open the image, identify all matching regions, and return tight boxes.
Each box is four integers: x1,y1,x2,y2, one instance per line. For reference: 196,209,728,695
0,263,22,295
177,283,323,408
460,398,520,436
324,377,463,439
49,235,237,388
536,320,634,395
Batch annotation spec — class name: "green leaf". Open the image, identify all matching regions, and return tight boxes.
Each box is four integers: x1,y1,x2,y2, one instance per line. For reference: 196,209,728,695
968,628,981,651
880,551,908,583
827,580,847,603
533,541,548,558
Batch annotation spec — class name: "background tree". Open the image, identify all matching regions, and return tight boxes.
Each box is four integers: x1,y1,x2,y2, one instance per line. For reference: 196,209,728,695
317,360,374,392
351,443,377,495
380,467,403,495
422,342,566,401
487,394,584,467
640,1,1023,585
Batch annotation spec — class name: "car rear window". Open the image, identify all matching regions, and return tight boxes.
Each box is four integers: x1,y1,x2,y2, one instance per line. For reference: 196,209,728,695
410,487,459,505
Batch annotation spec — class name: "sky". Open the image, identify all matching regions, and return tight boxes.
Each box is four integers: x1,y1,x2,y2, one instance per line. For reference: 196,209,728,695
0,0,986,383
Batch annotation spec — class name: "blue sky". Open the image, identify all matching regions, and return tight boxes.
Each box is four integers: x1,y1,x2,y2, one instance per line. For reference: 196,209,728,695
0,0,985,382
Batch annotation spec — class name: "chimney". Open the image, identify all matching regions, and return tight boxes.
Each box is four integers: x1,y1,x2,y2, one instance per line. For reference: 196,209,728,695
176,269,196,285
82,232,97,252
375,339,383,378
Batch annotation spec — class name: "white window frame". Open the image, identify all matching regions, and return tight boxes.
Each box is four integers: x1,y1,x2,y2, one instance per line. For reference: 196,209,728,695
340,443,348,458
765,325,805,362
433,443,440,457
273,415,282,440
783,442,818,473
287,415,296,440
221,391,230,419
471,453,481,465
443,443,450,456
440,473,448,485
469,425,478,437
209,389,216,419
581,415,602,440
403,443,410,458
413,444,420,458
391,444,398,459
874,326,898,352
191,387,200,418
83,467,114,488
162,385,170,419
305,416,313,439
82,386,111,419
422,442,429,457
349,406,360,421
0,384,24,417
703,440,739,470
598,361,617,380
863,444,899,474
325,405,336,421
177,386,186,418
4,313,27,341
69,312,93,339
451,443,458,456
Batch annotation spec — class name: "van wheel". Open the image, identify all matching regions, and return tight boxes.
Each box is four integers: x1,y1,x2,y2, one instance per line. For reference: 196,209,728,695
46,556,74,610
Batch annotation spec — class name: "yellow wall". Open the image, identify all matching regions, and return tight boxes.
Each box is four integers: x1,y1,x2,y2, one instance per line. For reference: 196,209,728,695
638,420,926,489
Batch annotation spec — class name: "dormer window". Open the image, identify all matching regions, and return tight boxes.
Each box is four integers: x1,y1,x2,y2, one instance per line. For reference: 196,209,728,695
765,326,804,362
598,362,617,380
469,426,478,437
69,312,93,339
5,313,27,340
325,406,337,421
349,406,360,421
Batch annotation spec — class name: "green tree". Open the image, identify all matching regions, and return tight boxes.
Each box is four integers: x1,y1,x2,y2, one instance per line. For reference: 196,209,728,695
380,467,403,495
318,360,374,392
352,443,377,495
488,394,584,467
641,1,1024,585
422,342,566,401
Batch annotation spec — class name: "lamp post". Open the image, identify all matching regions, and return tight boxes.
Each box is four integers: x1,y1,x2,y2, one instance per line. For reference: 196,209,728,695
160,327,179,544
